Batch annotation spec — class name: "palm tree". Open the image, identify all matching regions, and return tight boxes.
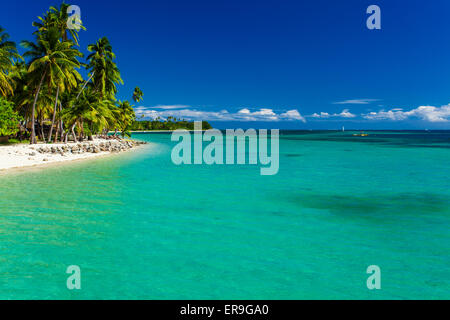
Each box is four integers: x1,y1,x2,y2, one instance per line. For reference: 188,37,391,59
132,86,143,103
116,100,136,137
47,48,82,142
62,88,115,142
0,27,21,97
86,37,123,99
32,3,85,45
31,4,86,142
22,27,82,144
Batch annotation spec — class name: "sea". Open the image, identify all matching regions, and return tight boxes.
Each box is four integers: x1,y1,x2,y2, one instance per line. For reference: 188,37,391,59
0,130,448,299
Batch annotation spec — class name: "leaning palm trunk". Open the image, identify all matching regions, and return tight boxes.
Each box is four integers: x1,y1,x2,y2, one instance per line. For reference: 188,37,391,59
71,123,78,143
30,69,47,144
47,86,60,143
64,73,95,143
64,124,75,143
76,71,95,100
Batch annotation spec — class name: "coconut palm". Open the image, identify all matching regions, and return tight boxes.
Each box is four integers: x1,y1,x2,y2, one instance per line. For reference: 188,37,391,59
0,27,21,97
46,48,83,142
86,37,123,99
21,27,83,144
132,86,143,103
62,87,115,142
116,100,136,137
32,4,86,142
32,3,85,45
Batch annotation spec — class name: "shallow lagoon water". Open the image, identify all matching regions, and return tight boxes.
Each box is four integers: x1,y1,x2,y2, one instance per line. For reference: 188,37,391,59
0,131,449,299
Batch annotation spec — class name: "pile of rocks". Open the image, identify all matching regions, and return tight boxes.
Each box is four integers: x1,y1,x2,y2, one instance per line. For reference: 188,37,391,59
35,140,147,156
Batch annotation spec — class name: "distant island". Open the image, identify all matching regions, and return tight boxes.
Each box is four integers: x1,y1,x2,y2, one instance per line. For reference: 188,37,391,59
130,117,212,131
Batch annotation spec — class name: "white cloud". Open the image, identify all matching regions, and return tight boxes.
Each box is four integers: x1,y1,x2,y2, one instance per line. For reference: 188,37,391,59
363,104,450,122
333,98,381,105
310,112,330,118
238,108,251,114
307,109,355,119
409,105,450,122
363,110,407,121
280,110,306,122
337,109,357,118
236,108,278,121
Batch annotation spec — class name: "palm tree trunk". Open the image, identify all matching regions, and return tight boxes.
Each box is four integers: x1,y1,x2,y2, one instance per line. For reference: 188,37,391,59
79,119,84,141
47,86,59,143
64,122,77,144
71,123,78,143
76,71,95,100
30,69,47,144
59,102,64,142
40,119,45,141
54,121,60,143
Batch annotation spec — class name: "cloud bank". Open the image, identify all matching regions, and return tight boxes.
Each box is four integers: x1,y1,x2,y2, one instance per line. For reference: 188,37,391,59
134,103,450,124
363,104,450,122
135,106,306,122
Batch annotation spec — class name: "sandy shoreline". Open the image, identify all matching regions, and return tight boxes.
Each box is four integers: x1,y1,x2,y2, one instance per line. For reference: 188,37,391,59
0,138,146,172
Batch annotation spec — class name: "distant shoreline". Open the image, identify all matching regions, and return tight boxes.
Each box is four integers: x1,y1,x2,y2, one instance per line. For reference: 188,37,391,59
130,130,208,133
107,130,209,134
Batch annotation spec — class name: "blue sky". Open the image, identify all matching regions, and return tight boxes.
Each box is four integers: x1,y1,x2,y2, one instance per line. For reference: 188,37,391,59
2,0,450,129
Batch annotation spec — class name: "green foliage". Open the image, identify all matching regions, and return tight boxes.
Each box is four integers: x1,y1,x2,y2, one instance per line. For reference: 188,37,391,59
32,3,85,45
87,37,123,99
0,138,29,145
0,26,22,97
116,100,136,136
130,119,212,131
0,97,21,136
132,86,143,102
21,25,83,143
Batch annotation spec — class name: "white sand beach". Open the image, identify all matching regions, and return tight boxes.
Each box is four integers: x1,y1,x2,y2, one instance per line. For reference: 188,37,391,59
0,139,146,171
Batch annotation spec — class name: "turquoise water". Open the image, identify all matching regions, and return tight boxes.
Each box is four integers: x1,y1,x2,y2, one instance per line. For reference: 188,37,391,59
0,131,449,299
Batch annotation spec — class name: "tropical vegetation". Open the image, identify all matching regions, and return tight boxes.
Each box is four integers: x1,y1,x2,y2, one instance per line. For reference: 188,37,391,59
0,97,21,138
130,118,212,131
0,3,136,144
0,3,214,145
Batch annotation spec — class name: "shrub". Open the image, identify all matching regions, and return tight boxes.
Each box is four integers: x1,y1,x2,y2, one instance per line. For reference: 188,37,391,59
0,97,21,137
